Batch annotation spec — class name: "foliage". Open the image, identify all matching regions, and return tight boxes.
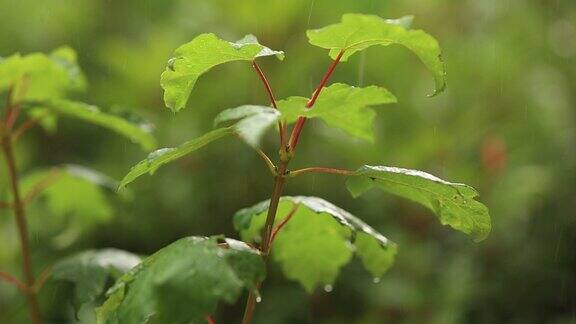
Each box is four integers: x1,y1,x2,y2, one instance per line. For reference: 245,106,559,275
17,2,576,322
96,236,265,324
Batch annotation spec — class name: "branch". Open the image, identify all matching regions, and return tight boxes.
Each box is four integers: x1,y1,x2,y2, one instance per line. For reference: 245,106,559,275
288,50,345,150
288,167,354,178
0,271,29,293
31,267,51,293
252,60,286,148
12,111,50,143
23,168,62,205
269,203,300,246
255,148,277,176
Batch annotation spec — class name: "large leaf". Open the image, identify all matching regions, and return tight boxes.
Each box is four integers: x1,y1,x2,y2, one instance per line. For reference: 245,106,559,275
96,236,265,324
52,249,141,309
234,196,397,291
214,105,280,147
307,14,446,96
277,83,396,141
0,46,85,101
31,100,157,151
347,165,491,241
118,127,233,190
161,33,284,111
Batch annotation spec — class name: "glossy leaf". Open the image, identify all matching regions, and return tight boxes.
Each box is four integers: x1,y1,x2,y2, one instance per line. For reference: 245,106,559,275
34,100,157,151
161,33,284,111
347,165,491,241
277,83,396,141
118,127,233,189
214,105,280,147
52,249,141,308
96,236,265,324
234,196,397,291
307,14,446,95
0,46,85,101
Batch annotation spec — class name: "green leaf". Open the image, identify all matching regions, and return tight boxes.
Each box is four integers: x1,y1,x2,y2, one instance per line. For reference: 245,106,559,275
34,99,157,151
277,83,397,141
96,236,265,324
234,196,397,291
20,165,116,223
28,108,58,134
118,127,233,190
120,105,279,189
52,249,141,308
307,14,446,96
347,165,491,241
214,105,280,147
161,33,284,111
0,47,86,101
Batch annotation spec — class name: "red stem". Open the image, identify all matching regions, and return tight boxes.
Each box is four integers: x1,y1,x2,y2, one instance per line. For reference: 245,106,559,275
0,271,29,293
252,60,286,147
1,85,41,324
1,136,41,324
288,50,345,150
269,203,300,246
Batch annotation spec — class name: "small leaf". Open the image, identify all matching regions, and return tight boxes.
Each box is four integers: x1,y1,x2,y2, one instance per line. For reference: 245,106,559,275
161,33,284,111
307,14,446,96
277,83,396,141
214,105,280,147
96,236,265,324
347,165,491,241
52,249,141,309
118,127,233,190
0,47,85,101
234,196,397,291
34,99,157,151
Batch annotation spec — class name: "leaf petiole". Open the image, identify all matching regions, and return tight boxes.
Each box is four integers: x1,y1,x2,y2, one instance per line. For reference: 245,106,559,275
288,167,354,178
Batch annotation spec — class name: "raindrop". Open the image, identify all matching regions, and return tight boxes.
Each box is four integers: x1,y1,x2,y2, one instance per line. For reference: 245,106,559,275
373,277,381,284
323,284,333,292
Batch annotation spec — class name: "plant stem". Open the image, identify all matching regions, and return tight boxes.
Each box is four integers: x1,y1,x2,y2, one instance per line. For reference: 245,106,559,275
269,203,300,245
254,148,276,176
252,60,286,148
288,50,345,150
1,136,41,324
288,166,354,177
0,271,29,293
242,161,288,324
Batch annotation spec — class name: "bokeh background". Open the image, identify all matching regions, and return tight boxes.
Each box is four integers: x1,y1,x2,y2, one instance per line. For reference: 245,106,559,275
1,0,575,323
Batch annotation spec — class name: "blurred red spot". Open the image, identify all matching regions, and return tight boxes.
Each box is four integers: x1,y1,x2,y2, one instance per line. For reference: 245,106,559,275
481,135,507,175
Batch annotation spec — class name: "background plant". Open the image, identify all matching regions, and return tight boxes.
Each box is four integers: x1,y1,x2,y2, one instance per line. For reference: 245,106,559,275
0,47,156,323
0,0,574,323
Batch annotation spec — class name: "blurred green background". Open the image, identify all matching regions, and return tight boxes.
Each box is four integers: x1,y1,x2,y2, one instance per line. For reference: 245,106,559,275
1,0,575,323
